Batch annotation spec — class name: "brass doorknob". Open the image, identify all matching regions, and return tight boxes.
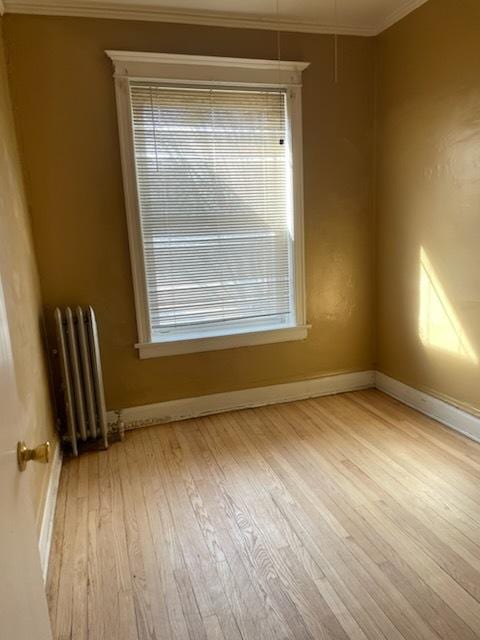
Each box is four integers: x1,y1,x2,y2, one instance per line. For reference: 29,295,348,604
17,441,50,472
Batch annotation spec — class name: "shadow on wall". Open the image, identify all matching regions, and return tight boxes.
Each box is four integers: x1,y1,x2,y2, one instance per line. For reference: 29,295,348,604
419,246,478,364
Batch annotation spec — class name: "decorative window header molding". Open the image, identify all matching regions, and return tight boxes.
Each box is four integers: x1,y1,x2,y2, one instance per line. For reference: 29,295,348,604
106,51,310,87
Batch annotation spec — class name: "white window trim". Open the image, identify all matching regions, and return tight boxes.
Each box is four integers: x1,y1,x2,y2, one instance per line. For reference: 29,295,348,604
107,51,310,358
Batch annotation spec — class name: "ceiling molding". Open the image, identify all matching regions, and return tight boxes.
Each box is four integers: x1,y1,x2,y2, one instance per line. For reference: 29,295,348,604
2,0,430,36
1,1,377,35
377,0,429,34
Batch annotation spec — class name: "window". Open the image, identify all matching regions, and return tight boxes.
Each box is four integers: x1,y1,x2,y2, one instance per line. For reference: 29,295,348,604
108,52,309,357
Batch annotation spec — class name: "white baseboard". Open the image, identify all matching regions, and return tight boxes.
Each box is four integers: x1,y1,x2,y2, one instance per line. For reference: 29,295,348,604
38,442,63,582
108,369,480,447
108,370,376,430
375,372,480,444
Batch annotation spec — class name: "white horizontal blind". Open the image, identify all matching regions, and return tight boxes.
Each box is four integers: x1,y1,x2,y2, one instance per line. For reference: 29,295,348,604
129,82,294,340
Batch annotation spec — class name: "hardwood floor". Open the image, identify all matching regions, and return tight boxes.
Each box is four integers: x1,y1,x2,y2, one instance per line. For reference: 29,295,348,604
46,389,480,639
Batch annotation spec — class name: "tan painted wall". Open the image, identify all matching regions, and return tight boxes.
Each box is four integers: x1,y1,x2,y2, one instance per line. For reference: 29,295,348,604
3,15,376,410
0,19,57,531
376,0,480,413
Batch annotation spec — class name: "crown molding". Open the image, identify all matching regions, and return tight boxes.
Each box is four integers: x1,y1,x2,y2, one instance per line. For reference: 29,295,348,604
377,0,429,34
2,0,430,36
2,1,377,36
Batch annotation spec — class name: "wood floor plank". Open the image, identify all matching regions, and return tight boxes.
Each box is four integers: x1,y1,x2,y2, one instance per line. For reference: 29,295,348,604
54,458,79,640
46,462,68,625
47,390,480,639
71,496,88,640
139,429,191,640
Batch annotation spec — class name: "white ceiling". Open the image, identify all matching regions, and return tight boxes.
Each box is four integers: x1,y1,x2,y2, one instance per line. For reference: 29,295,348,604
1,0,429,36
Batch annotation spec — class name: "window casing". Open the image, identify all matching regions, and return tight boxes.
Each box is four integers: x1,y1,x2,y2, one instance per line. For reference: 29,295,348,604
108,52,309,358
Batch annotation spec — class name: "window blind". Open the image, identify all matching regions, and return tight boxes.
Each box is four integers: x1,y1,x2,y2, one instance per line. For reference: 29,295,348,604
129,82,294,340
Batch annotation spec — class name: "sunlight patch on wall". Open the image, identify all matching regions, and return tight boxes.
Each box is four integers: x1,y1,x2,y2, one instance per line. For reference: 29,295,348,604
419,247,477,363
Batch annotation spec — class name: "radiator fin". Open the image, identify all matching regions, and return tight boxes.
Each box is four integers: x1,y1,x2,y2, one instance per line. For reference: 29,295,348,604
76,306,98,439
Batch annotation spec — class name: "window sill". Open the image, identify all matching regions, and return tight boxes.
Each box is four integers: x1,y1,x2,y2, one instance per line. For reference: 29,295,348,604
136,325,310,359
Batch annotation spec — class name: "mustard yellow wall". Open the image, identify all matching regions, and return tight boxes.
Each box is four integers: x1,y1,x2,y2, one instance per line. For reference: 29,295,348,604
3,15,376,410
376,0,480,413
0,19,57,531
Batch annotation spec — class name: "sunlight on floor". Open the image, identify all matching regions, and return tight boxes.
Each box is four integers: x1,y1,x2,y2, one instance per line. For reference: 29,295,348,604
419,247,477,363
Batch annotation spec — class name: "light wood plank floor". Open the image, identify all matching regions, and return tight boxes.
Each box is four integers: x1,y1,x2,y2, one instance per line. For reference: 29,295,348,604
47,389,480,640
